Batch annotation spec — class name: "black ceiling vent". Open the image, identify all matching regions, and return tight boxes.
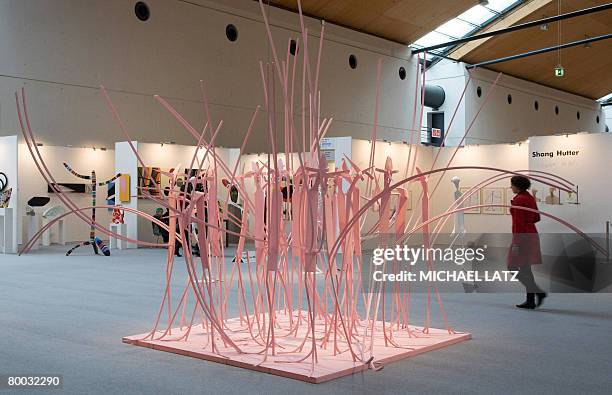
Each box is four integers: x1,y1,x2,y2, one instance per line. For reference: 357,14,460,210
399,66,406,80
135,2,150,22
348,54,357,69
289,39,298,56
226,24,238,42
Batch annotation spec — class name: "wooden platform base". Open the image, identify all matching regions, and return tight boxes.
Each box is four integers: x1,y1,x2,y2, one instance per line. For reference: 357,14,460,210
124,312,470,383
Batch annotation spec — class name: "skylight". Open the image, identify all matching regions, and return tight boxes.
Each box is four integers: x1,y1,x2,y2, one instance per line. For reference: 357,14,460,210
457,5,496,26
598,92,612,103
411,0,523,60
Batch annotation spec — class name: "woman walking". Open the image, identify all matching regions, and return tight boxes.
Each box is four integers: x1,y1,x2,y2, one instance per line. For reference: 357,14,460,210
508,175,547,309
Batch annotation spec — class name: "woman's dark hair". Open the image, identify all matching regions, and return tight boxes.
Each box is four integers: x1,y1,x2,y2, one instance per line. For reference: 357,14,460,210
510,175,531,191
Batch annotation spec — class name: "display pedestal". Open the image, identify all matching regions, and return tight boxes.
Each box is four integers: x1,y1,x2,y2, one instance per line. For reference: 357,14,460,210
42,218,66,247
226,204,242,245
109,223,128,250
124,312,470,383
0,208,15,254
26,214,42,251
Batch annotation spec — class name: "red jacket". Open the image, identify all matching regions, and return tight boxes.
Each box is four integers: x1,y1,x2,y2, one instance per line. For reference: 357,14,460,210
507,191,542,267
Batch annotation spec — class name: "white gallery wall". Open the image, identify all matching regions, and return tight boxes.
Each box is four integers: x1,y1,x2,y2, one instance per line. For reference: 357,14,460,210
604,106,612,132
7,130,610,250
17,144,115,245
427,134,609,238
428,60,605,146
529,133,612,234
0,0,418,153
0,135,19,253
430,143,529,234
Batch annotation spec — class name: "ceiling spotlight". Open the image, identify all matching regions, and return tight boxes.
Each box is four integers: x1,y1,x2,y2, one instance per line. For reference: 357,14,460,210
554,64,565,77
540,23,549,31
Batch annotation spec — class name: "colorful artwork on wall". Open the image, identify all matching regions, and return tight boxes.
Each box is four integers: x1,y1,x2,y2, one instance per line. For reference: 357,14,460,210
0,171,10,208
107,181,116,210
0,171,7,192
112,207,125,224
138,167,161,197
119,174,130,202
47,183,88,193
0,188,11,208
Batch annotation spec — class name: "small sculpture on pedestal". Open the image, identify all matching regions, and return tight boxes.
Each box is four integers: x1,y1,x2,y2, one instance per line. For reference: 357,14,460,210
451,176,465,234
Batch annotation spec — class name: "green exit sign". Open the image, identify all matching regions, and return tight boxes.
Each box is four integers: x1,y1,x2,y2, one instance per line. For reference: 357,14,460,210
554,66,565,77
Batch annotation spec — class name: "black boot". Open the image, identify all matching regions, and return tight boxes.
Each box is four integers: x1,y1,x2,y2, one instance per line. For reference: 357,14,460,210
516,293,536,309
536,292,547,307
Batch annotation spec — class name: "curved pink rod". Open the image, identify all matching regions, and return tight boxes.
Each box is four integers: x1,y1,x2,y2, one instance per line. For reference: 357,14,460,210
185,121,211,176
199,80,213,139
430,171,576,237
430,73,472,169
130,191,263,242
405,72,503,232
153,94,256,213
329,165,577,267
408,51,427,178
20,204,176,255
403,52,421,178
16,90,128,248
295,0,313,91
99,86,150,171
313,20,325,98
366,58,383,196
257,0,285,90
404,204,608,257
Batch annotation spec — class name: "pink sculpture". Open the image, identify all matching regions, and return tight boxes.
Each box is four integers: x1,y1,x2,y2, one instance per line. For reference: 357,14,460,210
15,0,607,383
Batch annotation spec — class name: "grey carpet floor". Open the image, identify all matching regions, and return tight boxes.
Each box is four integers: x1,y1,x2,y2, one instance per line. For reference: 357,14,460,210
1,247,611,395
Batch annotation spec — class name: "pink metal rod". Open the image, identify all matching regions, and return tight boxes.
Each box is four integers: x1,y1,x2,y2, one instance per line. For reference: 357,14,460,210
19,205,176,255
17,0,598,379
405,203,608,257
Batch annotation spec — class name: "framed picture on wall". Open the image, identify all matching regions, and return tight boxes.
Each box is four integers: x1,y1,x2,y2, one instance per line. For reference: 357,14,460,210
505,187,514,214
387,190,412,213
459,187,481,214
482,187,505,215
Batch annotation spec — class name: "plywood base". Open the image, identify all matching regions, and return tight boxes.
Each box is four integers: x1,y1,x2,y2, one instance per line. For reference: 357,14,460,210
124,312,470,383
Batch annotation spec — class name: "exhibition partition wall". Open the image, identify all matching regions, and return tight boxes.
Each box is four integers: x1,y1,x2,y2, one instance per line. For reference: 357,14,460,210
529,133,612,234
0,135,18,253
10,132,608,253
431,142,529,234
426,133,611,239
17,144,115,246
